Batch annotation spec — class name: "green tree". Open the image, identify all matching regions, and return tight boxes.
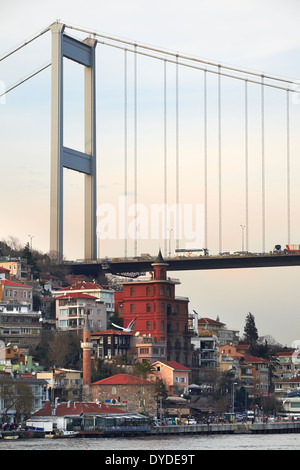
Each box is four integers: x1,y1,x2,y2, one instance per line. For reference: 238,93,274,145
243,312,258,352
132,362,156,379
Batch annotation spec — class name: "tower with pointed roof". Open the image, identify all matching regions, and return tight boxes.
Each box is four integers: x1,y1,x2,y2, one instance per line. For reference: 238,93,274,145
81,315,93,387
114,250,192,367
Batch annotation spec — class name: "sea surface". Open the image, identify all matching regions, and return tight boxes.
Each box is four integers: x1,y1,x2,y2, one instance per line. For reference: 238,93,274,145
1,433,300,451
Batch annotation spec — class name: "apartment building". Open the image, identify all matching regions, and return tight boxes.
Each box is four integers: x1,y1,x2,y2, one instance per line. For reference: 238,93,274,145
53,281,115,317
55,292,107,332
0,301,42,347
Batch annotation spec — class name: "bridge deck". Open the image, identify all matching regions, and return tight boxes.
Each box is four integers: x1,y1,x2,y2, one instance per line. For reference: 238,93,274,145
68,254,300,276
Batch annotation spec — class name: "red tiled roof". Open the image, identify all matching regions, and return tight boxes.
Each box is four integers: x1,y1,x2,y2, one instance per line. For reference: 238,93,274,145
198,317,225,326
0,280,31,288
242,355,269,364
32,401,126,417
92,373,154,386
55,292,98,300
0,267,9,272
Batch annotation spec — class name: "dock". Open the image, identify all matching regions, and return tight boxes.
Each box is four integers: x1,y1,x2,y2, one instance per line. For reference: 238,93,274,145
149,421,300,436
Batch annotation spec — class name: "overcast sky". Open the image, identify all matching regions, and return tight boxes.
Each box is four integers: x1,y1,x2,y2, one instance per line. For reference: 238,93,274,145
1,0,300,347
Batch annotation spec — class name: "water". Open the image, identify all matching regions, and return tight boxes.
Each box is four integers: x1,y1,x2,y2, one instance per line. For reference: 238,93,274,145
1,433,300,450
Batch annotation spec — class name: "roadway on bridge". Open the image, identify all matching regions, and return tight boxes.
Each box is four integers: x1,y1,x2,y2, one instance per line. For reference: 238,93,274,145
68,254,300,276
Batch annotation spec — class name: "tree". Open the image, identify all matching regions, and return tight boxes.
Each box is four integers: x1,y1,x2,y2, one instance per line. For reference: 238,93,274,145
243,312,258,352
0,375,34,424
132,362,156,379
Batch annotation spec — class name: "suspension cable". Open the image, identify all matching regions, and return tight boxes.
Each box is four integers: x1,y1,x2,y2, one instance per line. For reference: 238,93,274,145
134,44,138,257
0,62,51,98
261,75,265,253
204,70,208,251
245,80,249,252
64,23,297,88
164,59,168,257
175,55,179,251
0,23,53,62
218,65,222,254
124,49,128,258
286,90,291,245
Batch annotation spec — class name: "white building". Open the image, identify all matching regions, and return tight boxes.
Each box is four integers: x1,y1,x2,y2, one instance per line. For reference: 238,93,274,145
55,292,107,332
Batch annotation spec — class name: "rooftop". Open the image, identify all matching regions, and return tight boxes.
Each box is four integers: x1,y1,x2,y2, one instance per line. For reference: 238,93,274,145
92,373,154,386
32,401,127,417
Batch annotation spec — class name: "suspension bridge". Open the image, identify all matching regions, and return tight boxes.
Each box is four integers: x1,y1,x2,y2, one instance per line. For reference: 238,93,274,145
1,21,300,275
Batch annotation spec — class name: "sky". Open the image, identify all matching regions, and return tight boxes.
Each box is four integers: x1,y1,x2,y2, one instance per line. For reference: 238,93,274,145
1,0,300,347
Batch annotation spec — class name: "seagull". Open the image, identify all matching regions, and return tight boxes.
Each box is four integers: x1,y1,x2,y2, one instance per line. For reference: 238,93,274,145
111,315,139,332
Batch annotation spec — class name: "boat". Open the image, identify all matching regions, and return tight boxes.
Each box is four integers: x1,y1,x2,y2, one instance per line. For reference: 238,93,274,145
3,435,19,440
45,430,78,438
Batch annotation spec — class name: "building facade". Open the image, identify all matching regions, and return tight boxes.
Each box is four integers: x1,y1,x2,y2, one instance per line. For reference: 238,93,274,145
115,251,192,367
0,280,33,309
91,373,157,416
0,301,42,347
53,281,115,317
55,292,107,332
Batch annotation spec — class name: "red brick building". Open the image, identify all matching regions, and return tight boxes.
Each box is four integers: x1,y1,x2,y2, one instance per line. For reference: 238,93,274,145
115,251,192,367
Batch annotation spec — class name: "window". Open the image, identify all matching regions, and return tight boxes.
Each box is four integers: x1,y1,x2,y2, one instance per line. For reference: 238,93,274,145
160,286,164,295
130,304,135,313
146,321,151,330
146,303,151,312
161,320,165,330
161,303,165,312
146,287,151,296
130,287,135,297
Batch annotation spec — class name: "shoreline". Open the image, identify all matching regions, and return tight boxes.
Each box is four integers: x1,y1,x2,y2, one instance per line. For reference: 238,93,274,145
2,421,300,439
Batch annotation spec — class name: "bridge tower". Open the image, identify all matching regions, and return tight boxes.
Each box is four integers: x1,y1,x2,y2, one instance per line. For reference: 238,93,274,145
50,23,97,261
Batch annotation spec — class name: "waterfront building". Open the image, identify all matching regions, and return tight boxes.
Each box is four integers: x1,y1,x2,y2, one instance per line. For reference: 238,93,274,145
26,400,149,433
114,251,192,368
91,373,157,416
